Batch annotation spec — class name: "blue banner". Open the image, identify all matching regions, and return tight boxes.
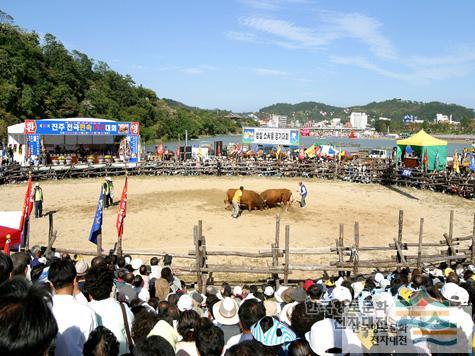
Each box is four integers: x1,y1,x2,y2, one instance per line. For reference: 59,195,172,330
89,188,104,245
24,119,140,136
27,134,40,157
128,135,139,163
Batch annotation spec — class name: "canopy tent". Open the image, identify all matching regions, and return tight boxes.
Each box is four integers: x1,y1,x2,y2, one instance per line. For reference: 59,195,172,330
0,211,22,249
396,130,447,171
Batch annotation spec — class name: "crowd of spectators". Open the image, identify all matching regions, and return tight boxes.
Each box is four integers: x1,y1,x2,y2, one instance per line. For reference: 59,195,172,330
0,247,474,355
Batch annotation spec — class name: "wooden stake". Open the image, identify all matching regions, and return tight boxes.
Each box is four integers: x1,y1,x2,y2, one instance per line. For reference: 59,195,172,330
397,210,404,244
274,215,280,288
338,224,344,264
193,225,202,292
284,225,290,285
353,222,359,274
417,218,424,269
449,210,454,241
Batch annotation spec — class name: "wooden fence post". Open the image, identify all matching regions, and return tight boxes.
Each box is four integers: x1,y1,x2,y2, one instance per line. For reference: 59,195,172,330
338,224,344,266
417,218,424,269
200,226,208,293
449,210,454,241
352,222,359,274
193,225,202,292
284,225,290,285
397,210,404,244
274,215,280,287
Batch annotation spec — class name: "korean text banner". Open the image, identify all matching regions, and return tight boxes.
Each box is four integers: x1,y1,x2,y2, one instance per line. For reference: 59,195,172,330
24,120,140,136
242,127,300,146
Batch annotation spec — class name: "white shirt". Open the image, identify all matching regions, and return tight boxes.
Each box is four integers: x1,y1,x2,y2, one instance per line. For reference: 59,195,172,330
52,294,98,356
89,298,135,355
150,265,162,279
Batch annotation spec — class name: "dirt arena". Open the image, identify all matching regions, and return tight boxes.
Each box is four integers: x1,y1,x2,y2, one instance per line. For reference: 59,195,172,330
1,176,474,277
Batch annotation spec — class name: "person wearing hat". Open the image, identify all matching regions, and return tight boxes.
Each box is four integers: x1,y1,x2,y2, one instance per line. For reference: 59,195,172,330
231,186,244,218
212,297,241,343
33,182,44,218
223,299,266,353
263,286,280,317
74,259,89,304
102,178,113,208
251,316,297,354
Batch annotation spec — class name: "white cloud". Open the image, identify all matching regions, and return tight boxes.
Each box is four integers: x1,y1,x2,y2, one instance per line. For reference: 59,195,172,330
236,12,396,59
253,67,288,76
331,56,412,81
239,0,311,11
181,68,204,75
225,31,258,43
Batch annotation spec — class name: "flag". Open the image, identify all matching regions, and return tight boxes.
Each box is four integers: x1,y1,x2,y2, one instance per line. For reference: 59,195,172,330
89,187,104,245
423,150,429,169
435,150,440,170
19,178,33,233
116,177,128,239
3,235,10,255
305,145,316,158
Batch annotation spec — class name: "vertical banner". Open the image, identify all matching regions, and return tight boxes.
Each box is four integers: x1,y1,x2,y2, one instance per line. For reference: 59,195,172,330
27,134,40,159
128,135,139,163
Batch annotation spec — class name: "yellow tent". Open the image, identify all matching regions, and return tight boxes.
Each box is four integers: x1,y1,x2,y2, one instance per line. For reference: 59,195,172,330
396,129,447,147
396,129,447,171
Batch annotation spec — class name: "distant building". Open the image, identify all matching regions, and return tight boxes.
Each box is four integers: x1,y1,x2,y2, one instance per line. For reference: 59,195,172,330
349,112,368,129
268,114,288,128
331,118,341,127
435,113,450,124
378,117,391,121
224,113,244,120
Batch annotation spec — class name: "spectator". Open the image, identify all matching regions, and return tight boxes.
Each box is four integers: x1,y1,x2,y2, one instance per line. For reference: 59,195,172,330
133,274,150,302
224,299,266,351
224,340,267,356
139,264,149,286
251,316,297,354
85,265,134,355
196,323,224,356
83,326,120,356
0,251,13,284
150,256,161,279
134,335,175,356
117,272,138,304
49,259,98,356
10,251,30,278
132,310,159,343
0,278,58,355
176,309,201,356
155,267,172,301
212,297,241,343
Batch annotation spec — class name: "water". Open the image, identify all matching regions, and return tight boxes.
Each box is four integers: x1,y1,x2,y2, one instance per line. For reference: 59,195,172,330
147,134,469,156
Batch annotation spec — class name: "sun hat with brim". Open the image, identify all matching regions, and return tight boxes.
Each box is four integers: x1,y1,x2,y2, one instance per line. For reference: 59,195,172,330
398,286,414,303
264,300,279,316
75,259,89,277
324,279,335,287
305,318,362,355
212,297,239,325
177,294,193,312
264,286,274,296
279,301,298,325
191,292,205,305
130,258,143,271
251,317,297,346
233,286,243,296
274,286,289,303
148,320,178,350
331,286,352,303
290,287,307,302
444,267,454,277
441,282,469,304
351,281,365,298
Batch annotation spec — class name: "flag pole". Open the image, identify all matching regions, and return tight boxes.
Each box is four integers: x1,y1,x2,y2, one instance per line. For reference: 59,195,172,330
116,171,127,257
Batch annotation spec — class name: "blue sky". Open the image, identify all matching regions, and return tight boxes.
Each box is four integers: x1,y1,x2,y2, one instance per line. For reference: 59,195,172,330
3,0,475,112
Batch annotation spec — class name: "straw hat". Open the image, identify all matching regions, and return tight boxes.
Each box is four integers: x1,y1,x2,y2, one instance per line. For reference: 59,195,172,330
212,297,239,325
279,301,298,325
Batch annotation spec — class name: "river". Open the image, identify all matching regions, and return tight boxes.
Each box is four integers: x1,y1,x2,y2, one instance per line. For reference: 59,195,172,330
148,134,471,156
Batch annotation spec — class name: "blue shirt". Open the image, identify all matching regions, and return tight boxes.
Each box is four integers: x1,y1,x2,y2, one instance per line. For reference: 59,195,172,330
299,184,307,197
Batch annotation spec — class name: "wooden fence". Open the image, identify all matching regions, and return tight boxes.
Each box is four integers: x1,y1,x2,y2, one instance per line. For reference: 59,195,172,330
49,210,475,292
1,160,474,199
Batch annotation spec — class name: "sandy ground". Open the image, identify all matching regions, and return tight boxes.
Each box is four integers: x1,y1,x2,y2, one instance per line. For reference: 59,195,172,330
1,176,474,279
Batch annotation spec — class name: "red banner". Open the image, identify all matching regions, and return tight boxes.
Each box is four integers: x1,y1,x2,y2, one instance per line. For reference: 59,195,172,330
19,178,33,233
116,177,128,239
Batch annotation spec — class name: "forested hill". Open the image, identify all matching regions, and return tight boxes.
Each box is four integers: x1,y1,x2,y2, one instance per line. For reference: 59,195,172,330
0,22,245,142
260,99,475,123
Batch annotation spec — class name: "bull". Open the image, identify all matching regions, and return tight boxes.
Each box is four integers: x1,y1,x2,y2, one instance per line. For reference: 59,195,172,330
224,188,266,211
260,189,293,209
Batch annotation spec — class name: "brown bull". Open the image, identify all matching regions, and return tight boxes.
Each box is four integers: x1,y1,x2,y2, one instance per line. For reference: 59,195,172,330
260,189,293,208
224,188,266,211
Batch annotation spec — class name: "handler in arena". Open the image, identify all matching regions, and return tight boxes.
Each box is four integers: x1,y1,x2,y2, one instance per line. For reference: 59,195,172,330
232,186,244,218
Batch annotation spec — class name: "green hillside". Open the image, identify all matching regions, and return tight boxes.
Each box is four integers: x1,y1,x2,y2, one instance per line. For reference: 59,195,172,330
0,22,243,142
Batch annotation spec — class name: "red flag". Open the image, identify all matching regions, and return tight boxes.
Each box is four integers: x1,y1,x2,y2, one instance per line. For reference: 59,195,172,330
19,178,34,232
3,235,10,255
423,150,429,168
116,177,128,239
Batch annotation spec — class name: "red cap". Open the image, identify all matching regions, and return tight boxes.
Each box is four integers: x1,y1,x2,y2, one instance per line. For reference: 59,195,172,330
303,279,315,292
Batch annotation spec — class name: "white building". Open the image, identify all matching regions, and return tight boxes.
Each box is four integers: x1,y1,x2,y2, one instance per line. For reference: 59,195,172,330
331,118,341,127
435,113,450,124
267,114,288,128
378,117,391,121
349,112,368,129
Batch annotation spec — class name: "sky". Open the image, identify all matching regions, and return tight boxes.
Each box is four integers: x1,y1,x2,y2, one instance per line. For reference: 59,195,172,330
3,0,475,112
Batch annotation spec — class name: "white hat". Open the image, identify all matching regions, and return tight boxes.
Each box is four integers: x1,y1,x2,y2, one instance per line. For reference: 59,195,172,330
264,286,274,296
335,277,344,287
177,294,193,312
380,279,391,289
233,286,243,296
441,283,469,304
274,286,289,303
351,281,364,298
124,256,132,265
331,286,352,303
212,297,239,325
35,182,39,187
305,319,362,355
374,272,384,284
279,301,298,326
131,258,143,271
